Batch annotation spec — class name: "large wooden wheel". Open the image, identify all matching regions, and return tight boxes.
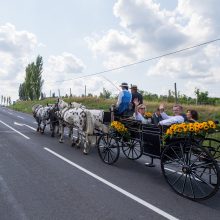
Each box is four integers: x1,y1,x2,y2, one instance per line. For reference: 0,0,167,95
201,138,220,163
97,133,120,165
161,140,220,201
122,138,143,160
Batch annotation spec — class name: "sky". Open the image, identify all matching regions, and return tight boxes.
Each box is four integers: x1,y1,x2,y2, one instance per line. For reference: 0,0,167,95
1,0,220,101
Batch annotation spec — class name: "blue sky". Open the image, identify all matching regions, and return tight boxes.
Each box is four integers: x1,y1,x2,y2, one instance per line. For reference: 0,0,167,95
1,0,220,101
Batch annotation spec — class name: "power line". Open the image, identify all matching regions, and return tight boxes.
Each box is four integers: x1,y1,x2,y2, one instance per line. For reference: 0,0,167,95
47,38,220,84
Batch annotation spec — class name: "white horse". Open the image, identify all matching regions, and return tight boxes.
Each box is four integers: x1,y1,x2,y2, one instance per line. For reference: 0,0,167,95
32,104,52,133
59,106,94,154
57,99,108,154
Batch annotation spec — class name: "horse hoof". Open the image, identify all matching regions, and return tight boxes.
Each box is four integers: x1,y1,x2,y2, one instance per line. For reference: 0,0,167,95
59,140,64,143
83,151,88,155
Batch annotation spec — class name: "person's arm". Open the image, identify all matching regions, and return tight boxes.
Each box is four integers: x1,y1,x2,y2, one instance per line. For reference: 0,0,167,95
116,91,123,107
160,112,170,119
159,116,184,126
133,98,139,115
159,104,170,119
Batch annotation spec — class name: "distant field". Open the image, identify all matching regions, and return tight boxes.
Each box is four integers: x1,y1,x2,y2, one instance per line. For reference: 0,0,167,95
9,97,220,122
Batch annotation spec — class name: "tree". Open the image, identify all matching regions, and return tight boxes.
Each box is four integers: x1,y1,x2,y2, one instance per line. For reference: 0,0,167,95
195,88,209,105
33,56,44,100
99,88,112,99
21,55,44,100
19,83,28,100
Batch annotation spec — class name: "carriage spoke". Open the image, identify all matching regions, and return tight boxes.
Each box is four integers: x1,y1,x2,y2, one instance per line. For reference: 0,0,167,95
193,173,215,189
181,174,188,194
163,153,184,166
189,174,195,199
180,143,186,165
190,151,204,167
191,173,206,196
164,169,182,177
191,161,214,169
171,173,183,186
195,169,217,177
133,148,139,157
127,148,132,158
103,150,108,161
170,146,183,163
109,150,114,162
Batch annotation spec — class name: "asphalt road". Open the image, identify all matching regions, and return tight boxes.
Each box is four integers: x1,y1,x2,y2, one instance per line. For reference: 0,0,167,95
0,106,220,220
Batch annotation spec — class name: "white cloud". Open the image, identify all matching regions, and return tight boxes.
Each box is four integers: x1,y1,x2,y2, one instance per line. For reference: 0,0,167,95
85,29,139,68
42,52,87,96
0,23,38,101
86,0,220,96
47,52,85,74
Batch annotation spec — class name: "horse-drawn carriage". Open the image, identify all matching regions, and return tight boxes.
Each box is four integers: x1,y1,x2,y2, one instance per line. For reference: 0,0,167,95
96,112,220,201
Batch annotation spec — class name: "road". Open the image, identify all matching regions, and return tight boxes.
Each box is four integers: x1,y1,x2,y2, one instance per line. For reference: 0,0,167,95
0,106,220,220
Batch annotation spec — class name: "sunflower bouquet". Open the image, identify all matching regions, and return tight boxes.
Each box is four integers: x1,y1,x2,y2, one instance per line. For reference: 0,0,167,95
144,112,152,119
164,120,219,141
110,121,130,141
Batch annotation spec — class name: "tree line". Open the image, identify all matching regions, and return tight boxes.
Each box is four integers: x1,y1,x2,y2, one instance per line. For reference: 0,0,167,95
17,55,219,106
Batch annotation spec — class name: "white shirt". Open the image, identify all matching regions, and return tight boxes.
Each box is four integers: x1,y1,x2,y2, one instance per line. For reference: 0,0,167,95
134,112,149,124
159,112,184,126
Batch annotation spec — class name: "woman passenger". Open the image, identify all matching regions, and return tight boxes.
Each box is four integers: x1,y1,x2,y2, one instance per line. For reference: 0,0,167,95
186,109,198,122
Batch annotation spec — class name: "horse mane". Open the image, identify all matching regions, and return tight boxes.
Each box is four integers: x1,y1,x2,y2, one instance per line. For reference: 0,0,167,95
58,99,68,109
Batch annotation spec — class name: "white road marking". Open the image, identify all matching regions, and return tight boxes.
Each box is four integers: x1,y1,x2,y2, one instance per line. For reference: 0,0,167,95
14,122,36,131
17,116,24,119
44,147,179,220
0,120,30,139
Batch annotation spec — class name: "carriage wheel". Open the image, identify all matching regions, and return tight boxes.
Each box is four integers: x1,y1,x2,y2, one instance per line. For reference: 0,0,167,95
161,140,220,201
97,134,120,165
122,139,143,160
201,138,220,163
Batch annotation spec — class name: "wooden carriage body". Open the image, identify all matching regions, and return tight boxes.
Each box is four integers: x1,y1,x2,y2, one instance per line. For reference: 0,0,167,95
99,111,220,201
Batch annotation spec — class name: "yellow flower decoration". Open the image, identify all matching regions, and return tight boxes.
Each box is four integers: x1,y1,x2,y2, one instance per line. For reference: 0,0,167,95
144,112,152,118
164,120,218,140
110,121,130,140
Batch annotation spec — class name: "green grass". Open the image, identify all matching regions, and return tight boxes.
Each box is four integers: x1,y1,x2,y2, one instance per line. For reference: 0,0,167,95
9,97,220,122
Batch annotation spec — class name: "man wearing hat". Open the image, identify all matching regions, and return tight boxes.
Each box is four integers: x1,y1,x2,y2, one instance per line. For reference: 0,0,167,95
130,85,143,112
114,82,132,115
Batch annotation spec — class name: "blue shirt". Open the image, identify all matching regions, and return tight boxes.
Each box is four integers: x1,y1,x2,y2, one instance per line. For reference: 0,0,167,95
116,90,132,114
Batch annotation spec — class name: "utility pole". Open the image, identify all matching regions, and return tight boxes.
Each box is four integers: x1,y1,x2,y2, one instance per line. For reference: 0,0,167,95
85,85,86,97
58,89,60,98
70,88,72,97
50,90,51,98
174,82,178,103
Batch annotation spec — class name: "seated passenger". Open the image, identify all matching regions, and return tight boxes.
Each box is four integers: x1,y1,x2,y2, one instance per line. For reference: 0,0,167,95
186,109,198,122
133,98,150,124
158,104,185,126
152,108,163,124
114,82,132,116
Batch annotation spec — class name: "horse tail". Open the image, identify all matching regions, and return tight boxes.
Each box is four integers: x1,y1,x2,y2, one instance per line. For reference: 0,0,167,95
85,110,94,135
